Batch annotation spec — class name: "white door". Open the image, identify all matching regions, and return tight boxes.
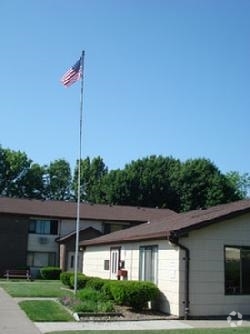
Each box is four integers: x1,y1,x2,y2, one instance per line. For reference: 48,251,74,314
110,248,120,279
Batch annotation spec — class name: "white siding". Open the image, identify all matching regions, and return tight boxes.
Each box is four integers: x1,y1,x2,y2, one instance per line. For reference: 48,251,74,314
181,213,250,317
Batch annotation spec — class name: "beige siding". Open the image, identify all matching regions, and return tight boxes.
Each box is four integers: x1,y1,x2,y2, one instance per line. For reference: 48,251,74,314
181,213,250,317
83,246,111,279
83,213,250,318
83,239,181,316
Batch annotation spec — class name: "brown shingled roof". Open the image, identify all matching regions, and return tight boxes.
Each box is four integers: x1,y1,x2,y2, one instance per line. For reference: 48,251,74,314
80,199,250,246
0,197,177,222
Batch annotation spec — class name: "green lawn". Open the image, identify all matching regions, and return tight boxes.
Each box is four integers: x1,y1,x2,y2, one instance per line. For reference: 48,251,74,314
19,300,74,321
0,280,73,297
44,329,250,334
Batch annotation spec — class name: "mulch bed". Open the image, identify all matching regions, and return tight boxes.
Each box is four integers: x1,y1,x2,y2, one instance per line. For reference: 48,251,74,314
78,305,177,321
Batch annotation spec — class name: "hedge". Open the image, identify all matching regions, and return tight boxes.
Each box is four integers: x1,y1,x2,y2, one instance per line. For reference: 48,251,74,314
69,273,90,289
60,271,74,287
108,280,160,310
40,267,62,280
61,273,160,311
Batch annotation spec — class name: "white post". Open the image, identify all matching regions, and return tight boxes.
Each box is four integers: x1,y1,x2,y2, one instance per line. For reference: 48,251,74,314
74,50,85,295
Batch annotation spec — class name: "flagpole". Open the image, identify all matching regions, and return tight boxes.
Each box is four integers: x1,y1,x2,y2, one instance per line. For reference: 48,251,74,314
74,50,85,295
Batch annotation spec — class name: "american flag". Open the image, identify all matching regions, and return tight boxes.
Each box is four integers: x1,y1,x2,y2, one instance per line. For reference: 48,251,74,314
60,58,82,87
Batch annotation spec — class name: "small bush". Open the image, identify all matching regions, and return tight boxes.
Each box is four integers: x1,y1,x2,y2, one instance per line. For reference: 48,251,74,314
101,280,121,300
85,277,107,291
69,273,90,289
73,299,97,312
97,300,114,313
125,281,160,310
73,299,114,313
77,287,107,303
109,281,127,305
75,288,114,313
40,267,62,280
60,272,74,287
109,280,160,311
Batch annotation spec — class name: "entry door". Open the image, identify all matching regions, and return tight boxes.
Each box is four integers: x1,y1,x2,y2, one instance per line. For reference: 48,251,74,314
110,248,120,279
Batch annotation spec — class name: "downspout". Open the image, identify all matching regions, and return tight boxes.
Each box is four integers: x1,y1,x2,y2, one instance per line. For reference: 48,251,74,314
169,234,190,320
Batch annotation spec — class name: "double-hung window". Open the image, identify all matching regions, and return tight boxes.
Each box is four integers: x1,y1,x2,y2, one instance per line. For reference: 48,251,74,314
139,245,158,284
225,246,250,295
27,252,56,267
29,220,58,235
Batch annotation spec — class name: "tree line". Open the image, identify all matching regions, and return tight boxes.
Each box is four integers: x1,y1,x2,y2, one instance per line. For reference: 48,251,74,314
0,146,249,212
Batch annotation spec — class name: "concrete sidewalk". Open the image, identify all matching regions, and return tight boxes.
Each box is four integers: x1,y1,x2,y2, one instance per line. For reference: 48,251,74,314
0,288,41,334
34,318,250,333
35,320,192,332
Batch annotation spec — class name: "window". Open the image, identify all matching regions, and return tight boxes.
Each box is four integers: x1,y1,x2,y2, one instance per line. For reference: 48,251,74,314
111,249,119,274
139,245,158,284
110,248,120,279
27,252,56,267
104,260,110,271
103,223,129,234
225,246,250,295
29,220,58,235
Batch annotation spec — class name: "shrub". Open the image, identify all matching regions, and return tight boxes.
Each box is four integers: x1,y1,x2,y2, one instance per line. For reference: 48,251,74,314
69,273,90,289
97,300,114,313
73,299,114,313
109,280,160,311
40,267,62,280
125,281,160,311
101,280,120,300
77,287,104,303
75,288,114,313
60,271,74,287
109,281,127,305
85,277,107,291
73,299,97,312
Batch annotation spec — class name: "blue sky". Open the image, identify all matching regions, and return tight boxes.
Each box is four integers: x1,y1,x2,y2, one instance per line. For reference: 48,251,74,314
1,0,250,174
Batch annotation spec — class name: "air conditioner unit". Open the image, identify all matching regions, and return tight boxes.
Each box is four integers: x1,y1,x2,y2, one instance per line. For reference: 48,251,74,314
39,237,49,245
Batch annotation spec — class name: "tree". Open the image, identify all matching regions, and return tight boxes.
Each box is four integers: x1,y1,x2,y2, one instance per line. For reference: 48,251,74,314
44,159,72,200
99,169,131,205
0,147,72,200
0,144,245,211
225,171,250,199
177,158,240,212
99,156,181,210
73,156,108,202
19,163,45,199
0,146,32,197
98,156,242,212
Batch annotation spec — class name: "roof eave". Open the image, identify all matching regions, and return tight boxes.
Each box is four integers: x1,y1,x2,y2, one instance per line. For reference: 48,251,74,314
172,208,250,238
81,231,170,247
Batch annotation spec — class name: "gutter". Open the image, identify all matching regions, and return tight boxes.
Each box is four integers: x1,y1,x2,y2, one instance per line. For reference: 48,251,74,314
169,234,190,320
